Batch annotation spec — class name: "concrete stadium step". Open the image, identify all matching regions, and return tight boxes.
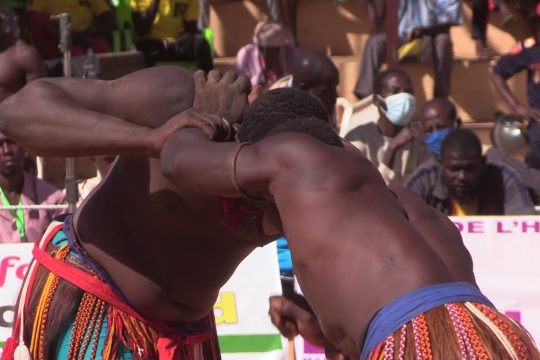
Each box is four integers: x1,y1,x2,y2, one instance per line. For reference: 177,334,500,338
209,0,527,124
208,0,518,58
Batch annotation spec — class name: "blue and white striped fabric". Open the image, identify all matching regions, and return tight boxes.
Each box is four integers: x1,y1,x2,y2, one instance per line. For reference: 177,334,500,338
398,0,463,43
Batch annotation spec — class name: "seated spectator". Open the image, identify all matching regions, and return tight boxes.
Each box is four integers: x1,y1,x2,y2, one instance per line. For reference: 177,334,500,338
490,13,540,171
271,52,339,125
405,129,535,215
344,68,432,185
0,133,65,243
291,52,339,125
354,0,462,99
78,155,115,205
419,98,540,203
419,98,461,158
0,7,46,102
132,0,213,71
26,0,114,60
235,21,300,88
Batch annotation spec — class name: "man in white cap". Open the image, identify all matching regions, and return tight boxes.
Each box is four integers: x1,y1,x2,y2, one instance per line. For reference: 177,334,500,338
235,20,300,88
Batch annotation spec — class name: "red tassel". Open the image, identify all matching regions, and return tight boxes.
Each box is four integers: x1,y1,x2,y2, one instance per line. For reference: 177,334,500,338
1,337,17,360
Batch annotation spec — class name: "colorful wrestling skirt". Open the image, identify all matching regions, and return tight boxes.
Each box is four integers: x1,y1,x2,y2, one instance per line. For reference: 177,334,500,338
362,282,540,360
2,216,221,360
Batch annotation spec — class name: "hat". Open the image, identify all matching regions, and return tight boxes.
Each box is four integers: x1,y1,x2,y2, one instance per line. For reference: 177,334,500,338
253,21,289,47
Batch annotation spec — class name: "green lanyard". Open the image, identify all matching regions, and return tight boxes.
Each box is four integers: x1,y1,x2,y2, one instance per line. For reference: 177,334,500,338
0,187,26,242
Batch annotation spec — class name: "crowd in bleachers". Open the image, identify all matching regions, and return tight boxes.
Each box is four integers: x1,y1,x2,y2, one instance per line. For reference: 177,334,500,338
1,0,540,245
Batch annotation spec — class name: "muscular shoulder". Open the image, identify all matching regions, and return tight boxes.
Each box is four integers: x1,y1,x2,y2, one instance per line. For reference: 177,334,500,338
250,133,384,192
14,41,40,62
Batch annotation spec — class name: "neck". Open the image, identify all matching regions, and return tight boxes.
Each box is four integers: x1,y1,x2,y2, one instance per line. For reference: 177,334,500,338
376,116,400,137
0,172,24,194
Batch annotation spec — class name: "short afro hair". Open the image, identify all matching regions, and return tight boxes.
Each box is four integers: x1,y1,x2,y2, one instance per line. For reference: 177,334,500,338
373,68,410,95
441,129,482,158
267,117,343,147
238,87,330,143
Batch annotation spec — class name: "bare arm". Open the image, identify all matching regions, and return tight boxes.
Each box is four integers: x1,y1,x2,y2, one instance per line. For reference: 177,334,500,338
490,70,540,122
0,78,158,157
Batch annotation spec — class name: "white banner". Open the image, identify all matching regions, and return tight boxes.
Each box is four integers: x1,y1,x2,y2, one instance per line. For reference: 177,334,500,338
296,216,540,359
0,242,286,359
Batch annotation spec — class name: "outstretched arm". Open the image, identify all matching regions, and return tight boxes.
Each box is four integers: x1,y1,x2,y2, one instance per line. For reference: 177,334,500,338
490,70,540,122
0,77,157,157
0,67,205,158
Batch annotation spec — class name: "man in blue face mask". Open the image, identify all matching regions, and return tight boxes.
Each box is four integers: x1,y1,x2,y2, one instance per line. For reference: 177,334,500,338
420,98,460,158
345,68,432,185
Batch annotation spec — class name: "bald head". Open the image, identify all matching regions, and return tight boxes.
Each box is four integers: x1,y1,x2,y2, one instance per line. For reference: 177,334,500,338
292,52,338,87
420,98,457,134
291,52,339,116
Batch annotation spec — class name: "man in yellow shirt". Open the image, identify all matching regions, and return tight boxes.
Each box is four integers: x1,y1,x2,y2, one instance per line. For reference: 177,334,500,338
27,0,115,59
131,0,213,71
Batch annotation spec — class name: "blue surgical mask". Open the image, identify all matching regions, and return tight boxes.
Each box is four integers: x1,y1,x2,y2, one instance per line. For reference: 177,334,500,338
380,93,416,126
424,128,453,157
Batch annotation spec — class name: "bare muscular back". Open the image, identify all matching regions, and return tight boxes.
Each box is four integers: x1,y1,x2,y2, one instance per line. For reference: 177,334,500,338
160,128,464,350
218,133,457,352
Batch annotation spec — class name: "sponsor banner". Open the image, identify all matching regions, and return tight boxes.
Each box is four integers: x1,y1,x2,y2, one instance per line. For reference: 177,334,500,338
296,216,540,359
0,242,286,360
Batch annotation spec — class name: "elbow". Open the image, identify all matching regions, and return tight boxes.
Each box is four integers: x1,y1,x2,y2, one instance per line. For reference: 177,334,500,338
160,143,183,184
0,79,52,136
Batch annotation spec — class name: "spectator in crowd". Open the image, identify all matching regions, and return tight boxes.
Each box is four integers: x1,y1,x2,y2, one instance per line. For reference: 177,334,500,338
291,52,339,125
420,98,540,203
491,13,540,171
405,128,535,215
132,0,213,71
420,97,460,158
354,0,462,99
345,68,432,185
270,52,339,125
26,0,115,59
0,133,65,244
235,20,300,88
0,7,46,102
77,155,116,205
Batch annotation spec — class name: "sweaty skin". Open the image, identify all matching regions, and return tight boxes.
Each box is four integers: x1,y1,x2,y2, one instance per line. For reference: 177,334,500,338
160,126,464,357
0,67,275,322
268,187,476,358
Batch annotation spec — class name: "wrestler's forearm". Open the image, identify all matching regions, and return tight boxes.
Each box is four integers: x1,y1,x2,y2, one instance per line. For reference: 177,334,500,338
161,129,246,197
0,80,156,157
161,128,275,197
